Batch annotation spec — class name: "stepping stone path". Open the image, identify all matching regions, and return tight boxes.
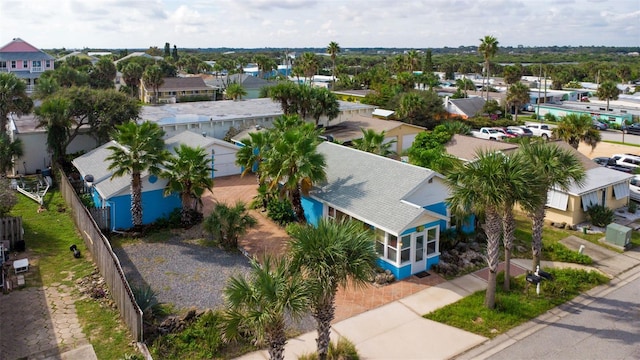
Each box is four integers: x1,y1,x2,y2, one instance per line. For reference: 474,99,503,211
0,284,90,359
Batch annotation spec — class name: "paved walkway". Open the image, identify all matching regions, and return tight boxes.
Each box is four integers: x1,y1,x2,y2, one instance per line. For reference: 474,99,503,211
0,283,96,360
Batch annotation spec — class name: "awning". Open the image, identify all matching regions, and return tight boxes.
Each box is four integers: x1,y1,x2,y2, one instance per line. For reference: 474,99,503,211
613,182,630,200
581,191,599,211
546,190,569,211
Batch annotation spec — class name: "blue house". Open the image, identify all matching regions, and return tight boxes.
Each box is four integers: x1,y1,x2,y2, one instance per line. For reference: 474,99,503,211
302,142,456,280
71,131,242,230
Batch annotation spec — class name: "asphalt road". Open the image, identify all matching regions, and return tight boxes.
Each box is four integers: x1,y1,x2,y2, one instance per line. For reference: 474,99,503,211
601,130,640,146
487,269,640,360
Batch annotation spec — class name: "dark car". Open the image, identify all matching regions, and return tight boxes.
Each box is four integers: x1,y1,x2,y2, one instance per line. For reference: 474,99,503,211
623,123,640,135
592,120,608,131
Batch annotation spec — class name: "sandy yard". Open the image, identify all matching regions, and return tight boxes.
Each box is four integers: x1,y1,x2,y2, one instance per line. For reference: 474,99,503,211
577,141,640,159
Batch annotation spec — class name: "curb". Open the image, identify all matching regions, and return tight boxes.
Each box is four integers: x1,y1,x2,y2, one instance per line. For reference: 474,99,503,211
454,261,640,360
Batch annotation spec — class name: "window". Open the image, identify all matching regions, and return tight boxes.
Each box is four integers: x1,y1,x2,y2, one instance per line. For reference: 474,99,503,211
23,60,27,68
400,235,411,263
327,206,336,220
32,60,41,67
11,61,16,68
375,229,385,257
386,234,397,262
0,61,5,69
46,60,51,68
426,227,438,256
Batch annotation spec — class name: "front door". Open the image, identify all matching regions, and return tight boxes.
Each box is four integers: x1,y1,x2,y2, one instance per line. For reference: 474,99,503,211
411,232,427,274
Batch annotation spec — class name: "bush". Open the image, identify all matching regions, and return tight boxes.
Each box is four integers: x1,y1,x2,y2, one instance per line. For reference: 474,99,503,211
543,242,592,265
266,198,296,225
298,338,360,360
0,178,18,216
629,201,637,214
586,204,615,227
131,284,163,321
543,113,558,122
152,208,183,229
151,310,227,359
79,193,95,208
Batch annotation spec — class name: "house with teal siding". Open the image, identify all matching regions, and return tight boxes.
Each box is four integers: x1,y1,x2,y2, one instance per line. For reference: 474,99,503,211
302,142,460,279
536,104,633,125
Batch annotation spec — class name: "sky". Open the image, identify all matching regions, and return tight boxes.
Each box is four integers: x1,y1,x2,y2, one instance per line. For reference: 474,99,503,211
1,0,639,50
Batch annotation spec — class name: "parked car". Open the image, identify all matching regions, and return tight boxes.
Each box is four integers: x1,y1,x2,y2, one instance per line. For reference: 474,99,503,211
525,124,554,140
611,153,640,169
592,120,608,131
592,157,634,173
506,126,534,137
493,127,518,138
622,123,640,135
471,127,506,141
630,176,640,202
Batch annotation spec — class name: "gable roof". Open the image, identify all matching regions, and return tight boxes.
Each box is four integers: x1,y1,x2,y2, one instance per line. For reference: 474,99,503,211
448,97,486,118
204,74,272,89
153,77,211,92
0,38,55,61
164,130,239,154
312,142,445,234
322,115,424,143
445,134,520,161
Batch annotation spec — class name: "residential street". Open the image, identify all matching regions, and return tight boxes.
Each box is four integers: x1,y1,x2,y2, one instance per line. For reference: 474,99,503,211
478,266,640,360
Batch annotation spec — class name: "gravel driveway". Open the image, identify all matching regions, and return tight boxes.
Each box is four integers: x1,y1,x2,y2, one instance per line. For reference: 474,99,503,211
114,237,252,311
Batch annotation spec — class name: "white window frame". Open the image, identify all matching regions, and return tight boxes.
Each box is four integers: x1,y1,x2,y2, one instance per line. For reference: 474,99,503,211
426,226,439,257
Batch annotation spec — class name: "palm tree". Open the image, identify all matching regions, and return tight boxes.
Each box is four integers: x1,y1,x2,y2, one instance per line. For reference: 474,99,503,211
225,83,247,101
223,256,308,360
518,142,585,271
0,133,22,176
235,131,272,186
142,65,164,104
309,87,339,126
455,78,475,98
596,80,620,111
106,121,168,228
121,62,144,98
506,82,531,123
288,218,377,360
406,49,419,72
478,35,499,101
163,144,213,226
499,151,544,291
0,72,33,131
203,201,257,249
352,128,397,157
327,41,340,88
446,150,508,309
261,118,326,223
553,113,601,150
503,65,523,115
397,92,426,125
35,97,71,166
300,52,319,83
269,82,299,115
33,77,60,100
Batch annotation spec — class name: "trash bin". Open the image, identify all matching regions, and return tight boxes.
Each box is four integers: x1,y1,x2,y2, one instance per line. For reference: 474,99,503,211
583,227,587,234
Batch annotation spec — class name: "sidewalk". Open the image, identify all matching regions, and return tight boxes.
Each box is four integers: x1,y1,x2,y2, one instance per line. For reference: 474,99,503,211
236,243,640,360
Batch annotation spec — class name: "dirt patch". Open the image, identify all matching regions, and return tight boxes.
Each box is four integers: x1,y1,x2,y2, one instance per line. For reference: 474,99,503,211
578,141,640,159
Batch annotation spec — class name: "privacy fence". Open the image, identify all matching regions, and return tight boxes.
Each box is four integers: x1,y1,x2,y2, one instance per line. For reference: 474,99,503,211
59,172,144,341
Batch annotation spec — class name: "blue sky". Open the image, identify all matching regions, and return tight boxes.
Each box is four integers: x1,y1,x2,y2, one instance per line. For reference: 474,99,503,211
1,0,638,49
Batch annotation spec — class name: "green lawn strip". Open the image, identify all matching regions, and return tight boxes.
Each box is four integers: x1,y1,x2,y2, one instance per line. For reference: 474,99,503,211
424,269,609,338
10,190,135,358
603,139,640,147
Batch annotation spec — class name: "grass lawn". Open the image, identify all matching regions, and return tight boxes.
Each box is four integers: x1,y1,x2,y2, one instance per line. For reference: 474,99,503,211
9,189,137,359
425,269,609,338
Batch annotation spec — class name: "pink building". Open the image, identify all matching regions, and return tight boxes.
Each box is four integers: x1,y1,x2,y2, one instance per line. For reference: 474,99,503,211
0,38,55,92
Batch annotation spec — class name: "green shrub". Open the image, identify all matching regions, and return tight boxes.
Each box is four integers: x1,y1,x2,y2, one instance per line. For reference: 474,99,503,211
628,201,637,214
266,198,296,225
298,338,360,360
131,284,163,320
151,310,227,359
151,208,183,229
542,242,593,265
79,193,95,208
285,222,303,235
586,204,615,227
543,113,557,122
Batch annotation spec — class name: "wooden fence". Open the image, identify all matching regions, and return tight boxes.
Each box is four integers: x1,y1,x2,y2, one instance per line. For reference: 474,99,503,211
0,217,23,250
89,207,111,232
59,172,144,341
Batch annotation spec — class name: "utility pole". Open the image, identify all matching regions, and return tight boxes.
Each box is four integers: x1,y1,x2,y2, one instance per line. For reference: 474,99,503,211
537,64,542,122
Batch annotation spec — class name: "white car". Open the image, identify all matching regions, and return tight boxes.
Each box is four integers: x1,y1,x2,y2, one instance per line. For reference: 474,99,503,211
630,176,640,202
612,154,640,169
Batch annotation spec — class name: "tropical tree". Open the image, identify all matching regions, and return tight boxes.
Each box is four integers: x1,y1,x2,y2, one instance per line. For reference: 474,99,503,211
223,256,308,360
121,62,144,98
269,82,299,115
0,177,18,215
518,142,585,271
503,65,523,114
596,80,620,111
455,78,475,98
327,41,340,87
499,151,544,291
308,87,339,126
235,131,272,185
89,57,117,89
553,113,601,150
163,144,213,226
142,65,164,104
397,92,426,125
35,97,71,166
225,83,247,101
0,72,33,131
352,128,397,157
203,201,257,249
506,82,531,122
288,218,377,360
33,77,60,100
106,121,168,228
0,134,22,176
261,117,326,223
478,35,499,101
408,123,465,174
446,150,508,309
299,52,319,82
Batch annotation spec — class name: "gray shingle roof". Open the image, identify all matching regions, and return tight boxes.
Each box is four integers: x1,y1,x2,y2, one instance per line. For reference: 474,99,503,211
448,97,486,117
566,166,633,195
313,142,443,234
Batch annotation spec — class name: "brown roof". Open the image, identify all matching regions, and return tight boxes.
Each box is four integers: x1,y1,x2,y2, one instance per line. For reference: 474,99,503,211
323,115,425,142
548,140,600,170
156,77,211,92
445,134,520,161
